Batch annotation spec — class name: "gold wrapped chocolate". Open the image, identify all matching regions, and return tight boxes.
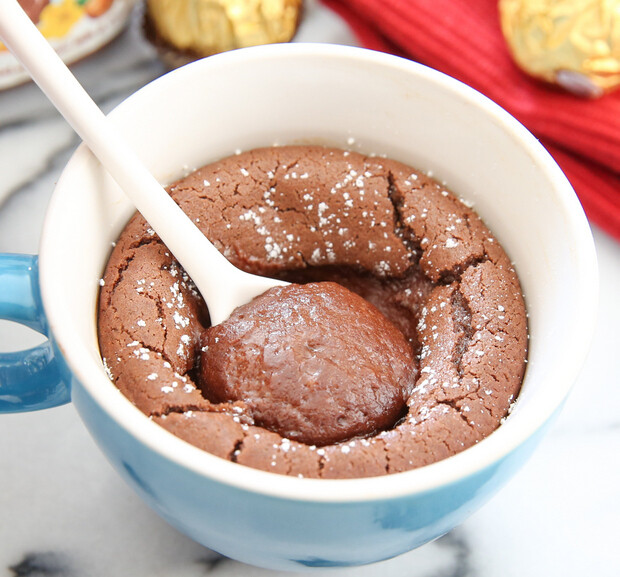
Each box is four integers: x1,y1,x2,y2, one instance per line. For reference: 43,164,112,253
145,0,302,65
499,0,620,97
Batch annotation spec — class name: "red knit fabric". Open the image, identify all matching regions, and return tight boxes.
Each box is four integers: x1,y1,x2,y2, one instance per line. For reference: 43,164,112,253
322,0,620,240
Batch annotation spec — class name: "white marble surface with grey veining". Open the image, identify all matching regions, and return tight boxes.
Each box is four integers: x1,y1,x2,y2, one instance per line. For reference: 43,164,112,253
1,2,619,575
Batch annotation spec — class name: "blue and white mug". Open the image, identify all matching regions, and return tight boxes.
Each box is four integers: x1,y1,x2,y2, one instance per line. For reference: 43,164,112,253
0,45,598,570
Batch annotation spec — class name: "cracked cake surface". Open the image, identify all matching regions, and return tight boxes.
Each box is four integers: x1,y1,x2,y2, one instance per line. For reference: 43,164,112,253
98,145,528,479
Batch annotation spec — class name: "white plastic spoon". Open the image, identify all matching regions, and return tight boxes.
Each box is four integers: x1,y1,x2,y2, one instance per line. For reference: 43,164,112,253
0,0,287,325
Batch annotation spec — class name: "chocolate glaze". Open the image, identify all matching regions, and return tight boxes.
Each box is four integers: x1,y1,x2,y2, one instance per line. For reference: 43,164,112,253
200,281,416,446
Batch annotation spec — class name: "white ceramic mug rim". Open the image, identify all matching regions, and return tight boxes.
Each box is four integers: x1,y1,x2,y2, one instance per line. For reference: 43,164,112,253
40,43,598,503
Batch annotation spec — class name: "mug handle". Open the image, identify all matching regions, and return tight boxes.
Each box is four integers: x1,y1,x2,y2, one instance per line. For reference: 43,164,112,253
0,254,70,412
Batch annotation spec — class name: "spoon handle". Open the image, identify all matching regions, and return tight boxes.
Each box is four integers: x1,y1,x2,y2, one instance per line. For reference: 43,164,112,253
0,0,284,324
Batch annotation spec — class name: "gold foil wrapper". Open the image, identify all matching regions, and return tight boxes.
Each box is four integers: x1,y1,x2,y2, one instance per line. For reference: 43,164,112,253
499,0,620,97
145,0,302,64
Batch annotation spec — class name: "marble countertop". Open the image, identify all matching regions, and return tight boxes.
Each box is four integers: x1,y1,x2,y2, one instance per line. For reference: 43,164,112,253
1,3,619,575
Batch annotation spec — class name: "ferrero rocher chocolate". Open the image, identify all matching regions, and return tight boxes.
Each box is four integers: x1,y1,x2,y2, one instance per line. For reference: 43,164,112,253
499,0,620,97
145,0,302,66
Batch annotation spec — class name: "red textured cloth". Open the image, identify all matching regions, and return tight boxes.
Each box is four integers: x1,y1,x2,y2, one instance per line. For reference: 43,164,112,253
322,0,620,240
